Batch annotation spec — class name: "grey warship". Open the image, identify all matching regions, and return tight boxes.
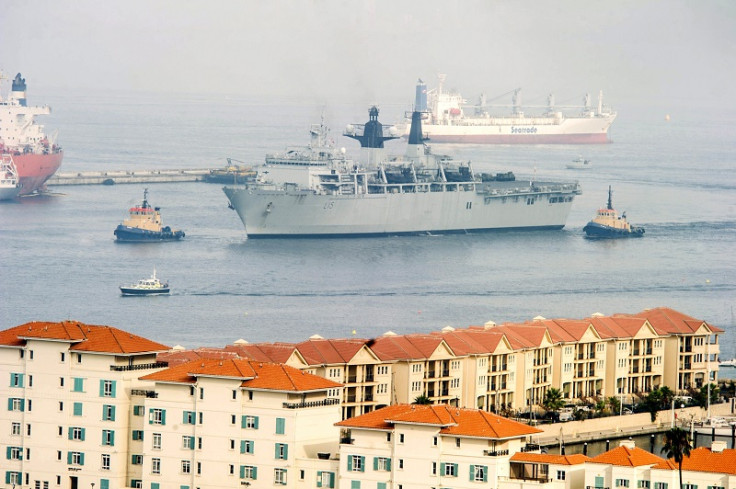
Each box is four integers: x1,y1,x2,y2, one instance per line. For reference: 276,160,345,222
223,107,582,238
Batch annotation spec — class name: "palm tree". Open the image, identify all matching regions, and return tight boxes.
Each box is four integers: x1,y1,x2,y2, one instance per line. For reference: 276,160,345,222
413,394,431,405
542,387,565,414
661,427,691,489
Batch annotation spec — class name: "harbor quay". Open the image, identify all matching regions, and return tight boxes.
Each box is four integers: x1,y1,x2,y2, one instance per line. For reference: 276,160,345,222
2,307,736,489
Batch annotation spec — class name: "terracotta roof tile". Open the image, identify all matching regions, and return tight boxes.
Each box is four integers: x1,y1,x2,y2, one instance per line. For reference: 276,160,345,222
511,452,590,465
141,358,341,392
652,447,736,475
336,404,541,439
588,445,665,467
0,320,169,354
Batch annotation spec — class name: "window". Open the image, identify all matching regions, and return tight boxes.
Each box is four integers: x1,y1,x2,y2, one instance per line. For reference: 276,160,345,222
10,373,24,387
349,455,365,472
198,412,203,424
72,377,84,392
317,471,335,488
232,390,237,400
100,380,116,397
199,387,204,400
131,454,143,465
456,438,461,448
241,440,254,454
152,458,161,474
231,414,237,425
556,471,566,481
181,460,191,474
69,427,85,441
130,480,141,489
654,484,668,489
432,436,438,446
133,405,144,416
399,433,405,443
149,408,165,425
102,404,116,421
443,463,458,477
60,352,65,362
152,433,162,449
197,461,201,475
12,422,21,435
374,457,391,471
73,402,83,416
274,468,287,486
616,480,631,488
707,486,725,489
59,401,64,411
398,459,404,469
132,430,144,441
472,465,487,482
275,443,288,460
276,417,286,434
683,485,697,489
102,429,115,446
242,415,259,429
240,465,257,480
68,452,84,466
8,446,23,460
6,472,21,485
101,454,111,470
8,398,24,411
639,482,651,489
432,462,437,475
183,411,196,424
182,436,195,450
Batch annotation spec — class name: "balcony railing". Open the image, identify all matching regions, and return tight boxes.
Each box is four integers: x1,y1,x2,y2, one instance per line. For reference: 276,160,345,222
364,374,374,382
340,437,354,445
131,389,158,398
282,398,340,409
484,449,510,457
520,444,541,453
110,361,168,372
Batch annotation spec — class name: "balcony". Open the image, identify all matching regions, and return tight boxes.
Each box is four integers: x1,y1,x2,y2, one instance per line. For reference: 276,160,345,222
282,398,340,409
110,361,168,372
347,375,357,383
131,389,158,398
520,444,541,453
340,437,354,445
442,369,450,377
364,394,374,402
364,374,374,382
484,449,510,456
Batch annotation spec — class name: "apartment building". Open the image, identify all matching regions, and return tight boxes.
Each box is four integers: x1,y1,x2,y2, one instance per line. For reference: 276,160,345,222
334,404,542,489
0,320,170,489
650,443,736,489
584,440,666,489
502,453,590,489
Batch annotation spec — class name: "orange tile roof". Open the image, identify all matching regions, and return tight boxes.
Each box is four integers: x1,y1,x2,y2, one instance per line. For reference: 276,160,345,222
336,404,541,439
295,338,370,365
588,445,665,467
141,358,341,392
511,452,590,465
0,320,169,354
431,330,506,356
369,335,454,361
652,447,736,475
618,307,724,334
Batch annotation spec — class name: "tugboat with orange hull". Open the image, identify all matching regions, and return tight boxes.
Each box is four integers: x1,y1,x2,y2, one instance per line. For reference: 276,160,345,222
114,189,185,242
583,186,644,239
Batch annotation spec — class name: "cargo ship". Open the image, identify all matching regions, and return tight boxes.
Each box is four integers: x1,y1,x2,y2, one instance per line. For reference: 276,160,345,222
0,72,63,195
403,75,616,144
223,107,582,238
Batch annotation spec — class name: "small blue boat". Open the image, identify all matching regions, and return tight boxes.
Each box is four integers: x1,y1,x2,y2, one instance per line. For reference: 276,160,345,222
120,268,170,296
583,186,644,239
114,189,185,242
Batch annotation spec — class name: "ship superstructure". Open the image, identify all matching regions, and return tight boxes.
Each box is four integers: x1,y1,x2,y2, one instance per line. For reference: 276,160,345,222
0,72,63,194
405,74,616,144
223,107,582,238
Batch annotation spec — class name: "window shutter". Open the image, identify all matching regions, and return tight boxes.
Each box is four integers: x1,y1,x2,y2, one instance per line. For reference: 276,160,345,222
99,380,105,397
360,456,365,472
151,483,159,489
240,466,245,479
81,428,86,441
329,472,335,488
373,457,378,470
241,416,247,428
160,409,165,425
284,444,288,460
317,472,323,488
240,440,246,454
275,444,279,459
100,479,109,489
74,402,82,416
68,427,73,440
67,452,72,464
483,465,488,482
470,465,475,482
7,398,12,410
110,381,116,397
110,431,114,446
386,458,391,471
183,411,188,424
347,456,353,471
440,462,446,474
453,463,458,476
80,453,85,465
253,416,259,429
5,472,10,484
6,447,11,459
276,417,285,434
252,466,258,480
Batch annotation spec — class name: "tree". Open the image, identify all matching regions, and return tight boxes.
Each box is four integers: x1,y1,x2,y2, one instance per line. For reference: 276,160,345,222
659,386,675,409
542,388,565,414
640,388,664,422
413,395,431,405
607,396,621,414
661,427,692,489
693,383,719,408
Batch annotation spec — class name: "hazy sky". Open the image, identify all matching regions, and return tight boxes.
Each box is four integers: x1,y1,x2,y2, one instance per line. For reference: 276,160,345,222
2,0,735,107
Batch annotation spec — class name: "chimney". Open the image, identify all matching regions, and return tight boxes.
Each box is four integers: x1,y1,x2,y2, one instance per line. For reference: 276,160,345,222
619,439,636,449
711,441,726,453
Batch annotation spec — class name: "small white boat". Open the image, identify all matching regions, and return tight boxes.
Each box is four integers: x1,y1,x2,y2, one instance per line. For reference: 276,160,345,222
120,268,170,296
566,157,592,169
0,154,21,200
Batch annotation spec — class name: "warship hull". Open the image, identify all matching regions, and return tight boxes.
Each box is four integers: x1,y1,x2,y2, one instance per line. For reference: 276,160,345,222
224,182,578,238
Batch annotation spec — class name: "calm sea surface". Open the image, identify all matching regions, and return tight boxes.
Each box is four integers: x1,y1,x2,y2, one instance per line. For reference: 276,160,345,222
1,91,734,358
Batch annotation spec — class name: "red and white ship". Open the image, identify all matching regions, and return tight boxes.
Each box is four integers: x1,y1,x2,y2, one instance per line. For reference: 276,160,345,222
403,75,617,144
0,72,63,195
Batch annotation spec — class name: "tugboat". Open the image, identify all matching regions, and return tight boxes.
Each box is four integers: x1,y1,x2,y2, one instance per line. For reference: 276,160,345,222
114,189,185,242
583,186,645,238
120,268,170,296
0,154,21,200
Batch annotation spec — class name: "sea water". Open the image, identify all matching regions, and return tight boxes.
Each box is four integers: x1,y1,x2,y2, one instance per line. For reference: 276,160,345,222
0,90,734,356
